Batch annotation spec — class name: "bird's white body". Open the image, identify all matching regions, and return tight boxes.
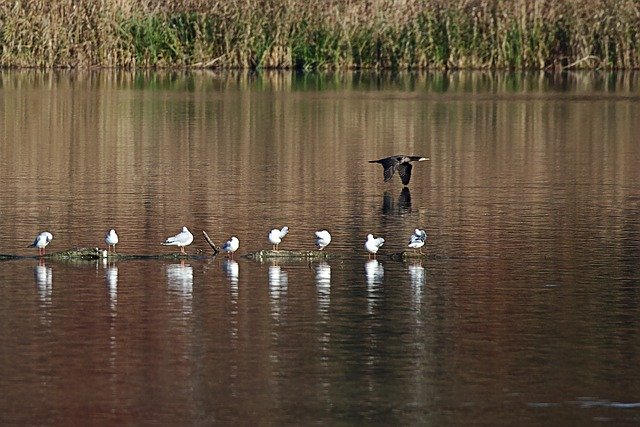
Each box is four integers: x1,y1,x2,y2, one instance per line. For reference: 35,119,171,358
105,229,119,253
31,231,53,255
222,236,240,258
268,226,289,250
315,230,331,250
162,226,194,253
408,228,427,252
365,234,385,257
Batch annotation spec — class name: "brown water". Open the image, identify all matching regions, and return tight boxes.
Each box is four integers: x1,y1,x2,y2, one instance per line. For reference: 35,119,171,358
1,71,639,424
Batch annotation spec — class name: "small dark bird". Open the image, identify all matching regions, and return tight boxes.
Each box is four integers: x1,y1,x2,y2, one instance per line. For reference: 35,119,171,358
369,155,429,186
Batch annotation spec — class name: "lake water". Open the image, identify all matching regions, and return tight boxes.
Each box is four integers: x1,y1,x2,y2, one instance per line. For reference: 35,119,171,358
1,71,639,424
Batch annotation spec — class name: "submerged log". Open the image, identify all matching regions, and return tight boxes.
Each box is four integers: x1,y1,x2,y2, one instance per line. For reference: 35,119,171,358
243,249,330,261
41,247,210,261
389,251,429,261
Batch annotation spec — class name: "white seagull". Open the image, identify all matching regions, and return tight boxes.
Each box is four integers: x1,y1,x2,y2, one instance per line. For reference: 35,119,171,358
408,229,427,254
222,236,240,259
268,226,289,251
29,231,53,256
161,226,194,254
105,229,119,253
365,234,385,259
315,230,332,251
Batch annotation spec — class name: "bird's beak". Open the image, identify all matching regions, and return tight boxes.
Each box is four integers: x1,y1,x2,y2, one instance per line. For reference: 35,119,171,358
419,157,429,161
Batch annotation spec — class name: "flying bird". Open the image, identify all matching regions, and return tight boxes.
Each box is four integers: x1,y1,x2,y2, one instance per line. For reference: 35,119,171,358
365,234,385,259
315,230,332,251
222,236,240,259
105,229,119,254
29,231,53,256
369,155,429,186
408,229,427,254
161,226,194,254
268,226,289,251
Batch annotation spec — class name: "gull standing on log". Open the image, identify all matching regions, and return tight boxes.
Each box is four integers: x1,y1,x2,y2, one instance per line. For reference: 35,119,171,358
268,226,289,251
369,155,429,186
222,236,240,259
161,226,194,254
408,229,427,254
105,229,119,254
29,231,53,256
365,234,385,259
315,230,331,251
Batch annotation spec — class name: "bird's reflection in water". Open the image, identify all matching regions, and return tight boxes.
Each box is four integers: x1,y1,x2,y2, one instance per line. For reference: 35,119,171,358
34,260,53,326
105,265,118,311
315,262,331,314
269,263,288,321
407,262,425,309
223,259,239,287
382,187,412,215
34,261,52,303
365,259,384,315
166,262,194,315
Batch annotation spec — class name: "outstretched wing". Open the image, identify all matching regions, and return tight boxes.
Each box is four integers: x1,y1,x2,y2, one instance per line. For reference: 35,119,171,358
377,157,400,182
398,163,413,185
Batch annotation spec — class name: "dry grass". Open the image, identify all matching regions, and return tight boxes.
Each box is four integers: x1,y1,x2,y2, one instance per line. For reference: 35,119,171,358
0,0,638,69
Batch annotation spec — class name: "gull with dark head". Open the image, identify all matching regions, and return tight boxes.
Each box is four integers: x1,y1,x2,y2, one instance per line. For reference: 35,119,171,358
105,229,119,253
369,155,429,186
29,232,53,256
365,234,385,259
315,230,331,251
222,236,240,259
161,226,194,254
408,228,427,254
268,226,289,251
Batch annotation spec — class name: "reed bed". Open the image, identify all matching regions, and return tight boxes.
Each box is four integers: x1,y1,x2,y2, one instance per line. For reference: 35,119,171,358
1,0,638,69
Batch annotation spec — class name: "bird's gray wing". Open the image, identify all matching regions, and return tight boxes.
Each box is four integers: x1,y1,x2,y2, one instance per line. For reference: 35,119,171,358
398,163,413,185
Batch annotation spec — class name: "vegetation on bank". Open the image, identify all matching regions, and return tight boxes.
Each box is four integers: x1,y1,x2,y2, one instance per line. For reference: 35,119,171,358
1,0,638,70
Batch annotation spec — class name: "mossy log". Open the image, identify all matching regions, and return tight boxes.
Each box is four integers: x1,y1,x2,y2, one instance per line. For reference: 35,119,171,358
243,250,329,261
0,248,210,262
389,251,429,261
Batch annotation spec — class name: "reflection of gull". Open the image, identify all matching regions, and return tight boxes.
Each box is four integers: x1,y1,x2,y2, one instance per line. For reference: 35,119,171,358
29,231,53,256
315,230,331,251
408,263,425,308
269,265,288,297
223,259,239,285
222,236,240,259
34,264,53,301
268,226,289,250
105,229,119,253
161,226,194,254
315,263,331,312
106,266,118,308
166,263,194,296
365,234,385,259
365,259,384,286
365,259,384,314
408,229,427,254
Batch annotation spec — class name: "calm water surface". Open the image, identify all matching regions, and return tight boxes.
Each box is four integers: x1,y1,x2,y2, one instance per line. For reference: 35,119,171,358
1,71,639,424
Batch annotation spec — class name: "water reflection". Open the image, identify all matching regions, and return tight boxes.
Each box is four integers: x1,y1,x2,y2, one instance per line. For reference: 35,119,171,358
365,260,384,315
382,187,412,215
315,262,331,315
407,262,425,311
33,261,53,326
105,264,118,311
268,264,288,321
166,263,194,315
223,259,239,287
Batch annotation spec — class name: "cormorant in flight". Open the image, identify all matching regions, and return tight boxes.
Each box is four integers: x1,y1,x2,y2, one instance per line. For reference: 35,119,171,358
369,155,428,186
